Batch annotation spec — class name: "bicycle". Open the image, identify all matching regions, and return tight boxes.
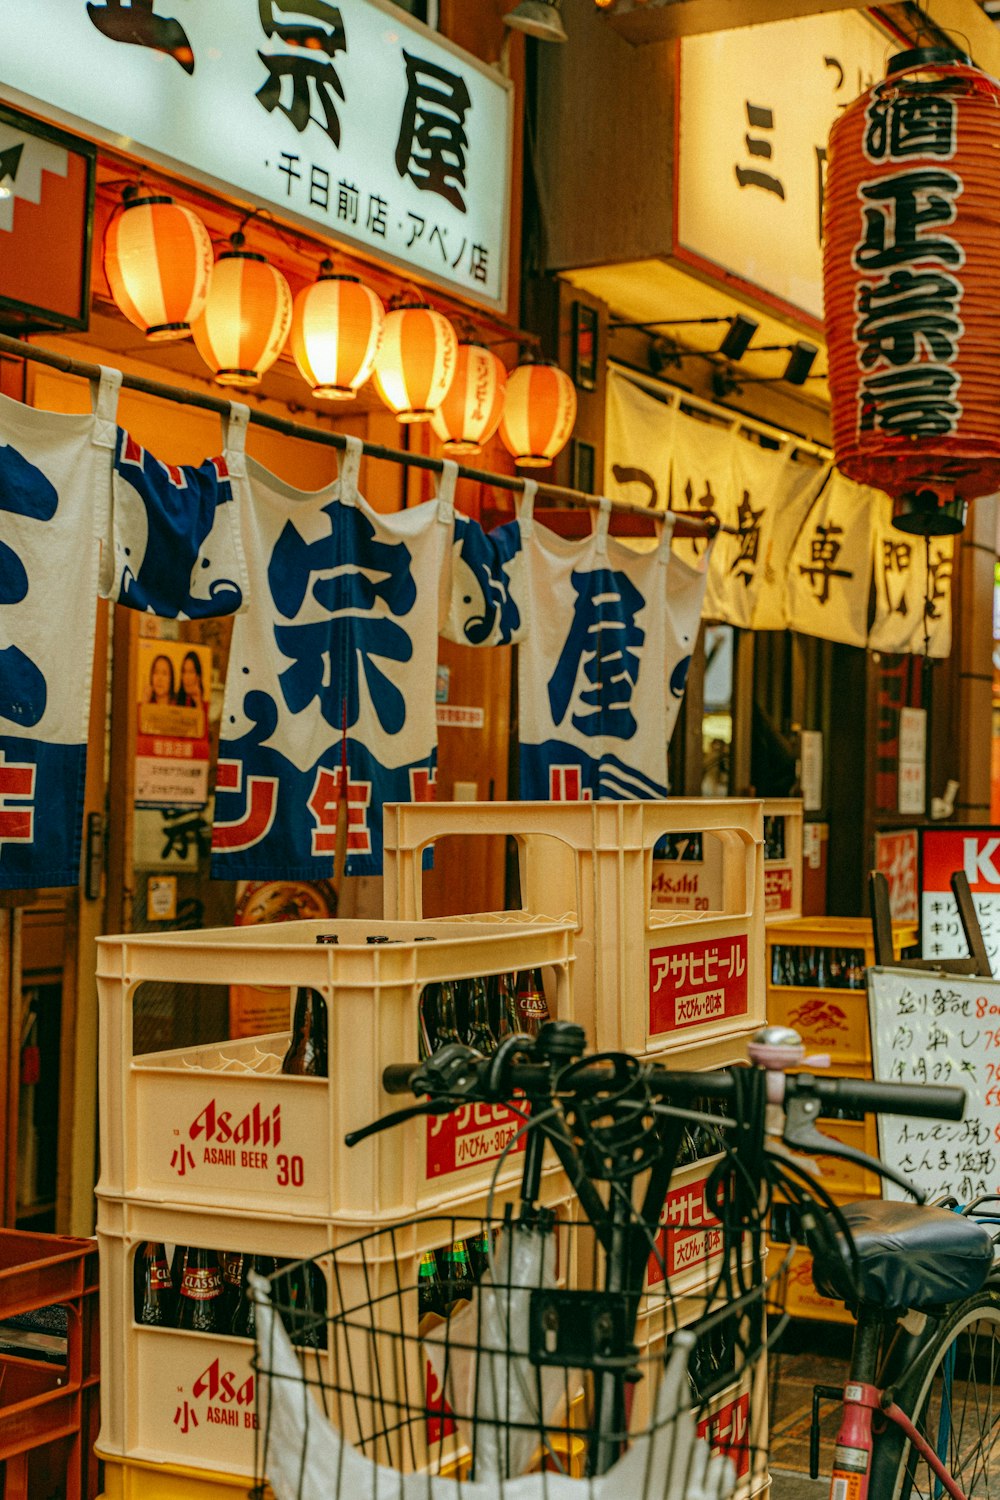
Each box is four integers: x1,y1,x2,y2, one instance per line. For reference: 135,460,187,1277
249,1021,991,1500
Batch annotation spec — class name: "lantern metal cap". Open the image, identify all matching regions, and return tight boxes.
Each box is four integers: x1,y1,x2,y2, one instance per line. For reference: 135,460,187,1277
892,488,967,536
887,45,972,76
503,0,567,43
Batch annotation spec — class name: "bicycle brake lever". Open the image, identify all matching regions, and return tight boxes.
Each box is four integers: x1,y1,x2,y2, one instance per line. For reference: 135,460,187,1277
783,1089,925,1203
344,1098,453,1148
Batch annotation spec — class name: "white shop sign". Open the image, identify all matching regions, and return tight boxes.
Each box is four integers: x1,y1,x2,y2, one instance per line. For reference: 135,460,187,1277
677,10,892,322
0,0,511,309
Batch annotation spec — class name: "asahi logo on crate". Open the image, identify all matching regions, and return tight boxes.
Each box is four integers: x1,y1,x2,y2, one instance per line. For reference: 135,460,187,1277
697,1390,751,1479
427,1100,526,1178
646,1174,722,1287
169,1097,307,1190
172,1356,257,1436
648,935,748,1032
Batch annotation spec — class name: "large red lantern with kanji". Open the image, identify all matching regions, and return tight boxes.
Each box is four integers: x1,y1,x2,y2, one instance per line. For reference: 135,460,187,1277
824,47,1000,534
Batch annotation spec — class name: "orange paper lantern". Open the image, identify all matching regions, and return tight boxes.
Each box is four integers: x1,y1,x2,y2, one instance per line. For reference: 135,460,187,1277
429,342,507,454
103,188,213,341
824,47,1000,534
499,360,577,468
192,234,292,389
291,265,384,400
373,304,458,421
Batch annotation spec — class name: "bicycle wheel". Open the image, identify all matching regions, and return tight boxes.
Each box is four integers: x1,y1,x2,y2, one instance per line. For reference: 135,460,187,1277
869,1288,1000,1500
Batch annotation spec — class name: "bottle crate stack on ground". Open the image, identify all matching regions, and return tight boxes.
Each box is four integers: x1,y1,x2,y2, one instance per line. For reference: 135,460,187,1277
764,914,919,1323
385,798,767,1069
93,916,577,1492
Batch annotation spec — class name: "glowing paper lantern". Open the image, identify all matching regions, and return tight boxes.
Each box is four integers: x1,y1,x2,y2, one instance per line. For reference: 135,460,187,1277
824,47,1000,535
192,234,292,389
290,265,385,400
429,342,507,454
373,304,458,421
498,360,577,467
103,187,213,341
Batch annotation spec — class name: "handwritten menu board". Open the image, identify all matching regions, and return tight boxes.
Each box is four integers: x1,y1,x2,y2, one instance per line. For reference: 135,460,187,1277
868,967,997,1204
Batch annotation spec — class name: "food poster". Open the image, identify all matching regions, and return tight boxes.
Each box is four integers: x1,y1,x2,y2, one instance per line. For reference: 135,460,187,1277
135,640,212,807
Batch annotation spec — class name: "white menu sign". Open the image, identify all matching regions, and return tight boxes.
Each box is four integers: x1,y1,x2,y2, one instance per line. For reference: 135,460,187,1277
869,967,998,1205
0,0,511,309
678,10,892,321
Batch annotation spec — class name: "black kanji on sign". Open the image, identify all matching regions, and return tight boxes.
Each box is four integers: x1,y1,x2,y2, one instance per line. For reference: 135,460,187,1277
395,51,472,212
859,363,962,437
881,538,913,617
854,168,963,271
798,522,853,605
86,0,194,73
855,267,964,369
730,491,764,586
257,0,347,147
734,101,784,198
864,89,957,162
926,544,953,620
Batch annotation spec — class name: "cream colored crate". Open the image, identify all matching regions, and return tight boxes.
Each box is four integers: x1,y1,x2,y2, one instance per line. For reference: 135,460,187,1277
98,1197,575,1480
385,799,765,1059
762,799,803,924
96,917,574,1221
648,798,801,927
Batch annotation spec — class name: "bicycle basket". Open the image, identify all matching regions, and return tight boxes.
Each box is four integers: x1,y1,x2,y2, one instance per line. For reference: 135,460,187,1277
252,1210,787,1500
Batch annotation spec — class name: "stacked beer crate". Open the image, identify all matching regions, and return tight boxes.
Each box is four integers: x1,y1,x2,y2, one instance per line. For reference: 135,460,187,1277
93,916,577,1498
385,797,771,1497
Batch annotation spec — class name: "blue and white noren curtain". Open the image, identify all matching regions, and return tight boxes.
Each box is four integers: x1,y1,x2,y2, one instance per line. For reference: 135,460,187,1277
0,368,120,888
102,403,251,619
211,438,453,879
517,496,710,802
440,474,533,648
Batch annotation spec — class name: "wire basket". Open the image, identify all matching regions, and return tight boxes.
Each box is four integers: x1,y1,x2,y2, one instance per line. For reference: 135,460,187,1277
251,1206,791,1500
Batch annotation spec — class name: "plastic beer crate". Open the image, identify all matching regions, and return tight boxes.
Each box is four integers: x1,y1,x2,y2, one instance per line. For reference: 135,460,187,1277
384,800,765,1059
96,1453,260,1498
96,917,575,1222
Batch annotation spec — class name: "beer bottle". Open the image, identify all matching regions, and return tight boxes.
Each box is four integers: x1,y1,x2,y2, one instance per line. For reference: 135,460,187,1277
220,1251,245,1324
418,1250,446,1321
438,1240,475,1312
514,969,549,1037
170,1243,188,1294
315,934,339,945
134,1241,175,1327
828,949,843,987
418,983,438,1058
287,1261,326,1349
495,972,520,1041
468,1228,493,1282
231,1254,280,1340
464,977,497,1056
176,1247,226,1335
281,987,328,1077
433,980,463,1048
815,946,828,988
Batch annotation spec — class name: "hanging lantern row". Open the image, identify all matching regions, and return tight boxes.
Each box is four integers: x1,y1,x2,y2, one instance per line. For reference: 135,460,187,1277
102,189,577,465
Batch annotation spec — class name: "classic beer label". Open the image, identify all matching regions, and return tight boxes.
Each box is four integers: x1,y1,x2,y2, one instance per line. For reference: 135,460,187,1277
180,1266,223,1301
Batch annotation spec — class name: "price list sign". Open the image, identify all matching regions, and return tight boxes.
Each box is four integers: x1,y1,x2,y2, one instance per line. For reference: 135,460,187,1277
869,968,999,1205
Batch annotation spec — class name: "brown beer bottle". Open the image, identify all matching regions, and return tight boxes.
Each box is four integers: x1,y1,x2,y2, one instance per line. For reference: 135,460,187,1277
418,1249,446,1320
281,987,328,1076
433,979,463,1048
176,1246,226,1335
495,972,520,1041
134,1241,176,1327
438,1240,475,1312
231,1254,280,1340
220,1251,245,1324
464,976,497,1056
514,969,549,1037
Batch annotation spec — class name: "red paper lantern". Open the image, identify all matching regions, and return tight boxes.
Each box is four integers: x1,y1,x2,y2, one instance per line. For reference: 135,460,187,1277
103,187,213,341
291,265,384,400
372,305,458,421
499,360,577,468
192,234,292,389
824,47,1000,534
429,342,507,454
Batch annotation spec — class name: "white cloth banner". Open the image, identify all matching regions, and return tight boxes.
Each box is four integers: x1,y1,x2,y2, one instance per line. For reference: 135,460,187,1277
784,470,876,647
605,366,675,514
748,455,832,632
211,438,452,879
869,495,953,658
0,370,120,889
518,497,709,801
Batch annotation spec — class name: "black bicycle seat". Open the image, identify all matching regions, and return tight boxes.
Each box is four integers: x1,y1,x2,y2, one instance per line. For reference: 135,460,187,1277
810,1199,995,1311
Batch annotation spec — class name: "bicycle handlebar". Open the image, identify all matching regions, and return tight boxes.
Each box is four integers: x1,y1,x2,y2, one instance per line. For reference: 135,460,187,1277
380,1058,965,1123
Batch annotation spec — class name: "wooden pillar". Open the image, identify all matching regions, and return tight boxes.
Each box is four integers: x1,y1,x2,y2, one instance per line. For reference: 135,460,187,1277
954,497,996,822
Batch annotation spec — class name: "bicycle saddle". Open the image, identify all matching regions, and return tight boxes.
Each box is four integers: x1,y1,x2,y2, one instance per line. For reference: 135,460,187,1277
810,1199,995,1311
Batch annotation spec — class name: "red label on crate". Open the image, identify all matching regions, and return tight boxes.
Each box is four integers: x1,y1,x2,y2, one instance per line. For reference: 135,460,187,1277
172,1357,257,1437
426,1099,526,1178
167,1095,309,1194
646,1175,722,1287
764,865,794,913
697,1391,751,1479
425,1357,458,1443
648,935,748,1033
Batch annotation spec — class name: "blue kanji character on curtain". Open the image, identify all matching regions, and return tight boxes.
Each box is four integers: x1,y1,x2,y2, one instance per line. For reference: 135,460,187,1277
548,567,645,739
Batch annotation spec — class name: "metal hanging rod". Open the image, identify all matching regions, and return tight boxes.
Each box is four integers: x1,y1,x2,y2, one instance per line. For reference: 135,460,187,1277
0,334,722,539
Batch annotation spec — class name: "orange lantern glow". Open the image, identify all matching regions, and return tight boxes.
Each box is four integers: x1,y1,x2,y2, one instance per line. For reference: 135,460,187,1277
372,304,458,421
429,342,507,454
824,47,1000,534
103,187,213,341
498,360,577,467
290,264,385,400
192,234,292,389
